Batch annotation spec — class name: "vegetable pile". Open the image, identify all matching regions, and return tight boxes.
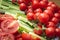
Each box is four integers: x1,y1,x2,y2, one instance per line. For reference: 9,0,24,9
0,0,60,40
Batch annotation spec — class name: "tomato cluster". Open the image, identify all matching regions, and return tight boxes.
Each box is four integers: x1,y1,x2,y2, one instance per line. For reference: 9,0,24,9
18,0,60,39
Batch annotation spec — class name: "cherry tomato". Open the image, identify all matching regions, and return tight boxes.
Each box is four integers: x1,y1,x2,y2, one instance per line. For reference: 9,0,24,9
55,28,60,37
34,8,42,13
12,0,16,3
44,10,53,18
48,1,54,6
1,20,19,34
39,1,47,8
34,12,41,20
18,0,24,4
42,0,48,2
20,3,27,11
0,34,14,40
27,9,33,13
46,6,54,11
32,0,39,10
22,33,31,40
27,12,34,20
45,27,55,38
38,13,49,24
51,4,57,9
54,13,60,19
51,17,59,24
46,22,55,28
34,27,42,35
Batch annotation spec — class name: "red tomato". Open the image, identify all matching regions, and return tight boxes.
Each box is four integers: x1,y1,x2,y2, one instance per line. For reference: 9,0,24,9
27,9,33,13
54,13,60,19
34,12,41,20
22,33,32,40
12,0,16,3
45,27,55,38
32,0,39,10
0,34,14,40
46,22,55,28
46,6,54,11
0,14,14,21
39,1,47,8
27,12,34,20
48,1,54,6
34,27,42,35
51,17,59,24
1,20,19,34
34,8,42,13
18,0,24,4
55,28,60,37
38,13,49,24
51,4,57,9
44,10,53,18
20,3,27,11
0,29,7,35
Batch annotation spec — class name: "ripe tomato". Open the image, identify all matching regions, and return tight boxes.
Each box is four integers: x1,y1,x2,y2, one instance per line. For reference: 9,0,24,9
34,8,42,13
0,34,14,40
34,27,42,35
46,6,54,11
45,27,55,38
48,1,54,6
51,17,59,24
34,12,41,20
22,33,32,40
54,13,60,19
27,12,34,20
0,29,7,35
18,0,24,4
55,28,60,37
12,0,16,3
1,20,19,34
39,1,47,8
38,13,49,24
44,10,53,18
20,3,27,11
46,22,55,28
51,4,57,9
32,0,39,10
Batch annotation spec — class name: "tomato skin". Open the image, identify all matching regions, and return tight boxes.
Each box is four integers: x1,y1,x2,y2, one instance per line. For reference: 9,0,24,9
44,10,53,18
12,0,16,3
34,28,42,35
34,8,42,13
34,12,41,20
54,13,60,19
22,33,32,40
46,22,55,28
46,6,54,11
55,28,60,37
18,0,24,4
0,34,14,40
38,13,49,24
27,12,34,20
32,0,39,10
45,27,55,38
1,20,19,34
39,1,47,8
48,1,54,6
51,17,59,24
20,3,27,11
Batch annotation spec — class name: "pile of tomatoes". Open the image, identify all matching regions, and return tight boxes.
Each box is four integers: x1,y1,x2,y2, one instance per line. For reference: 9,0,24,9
17,0,60,39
